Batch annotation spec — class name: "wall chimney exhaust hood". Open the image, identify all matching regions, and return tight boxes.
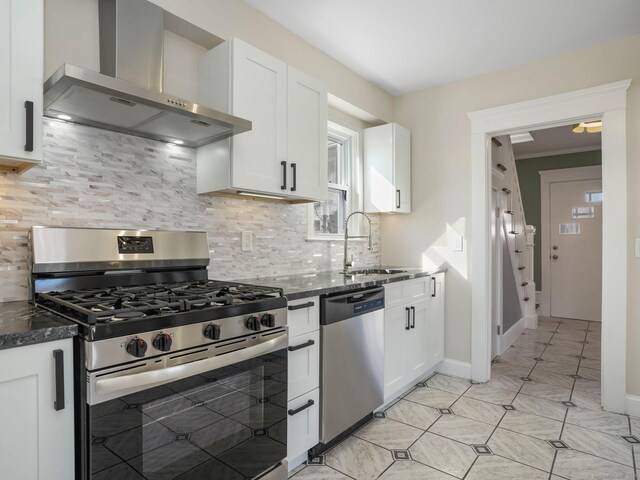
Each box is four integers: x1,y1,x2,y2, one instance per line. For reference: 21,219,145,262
43,0,251,148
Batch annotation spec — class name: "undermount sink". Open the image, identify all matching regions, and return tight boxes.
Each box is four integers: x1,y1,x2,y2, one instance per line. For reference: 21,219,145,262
345,268,408,276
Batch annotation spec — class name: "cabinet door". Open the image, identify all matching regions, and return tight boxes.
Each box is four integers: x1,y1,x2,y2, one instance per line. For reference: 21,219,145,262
427,274,445,367
286,66,328,202
230,39,287,194
364,123,395,213
406,299,429,380
287,330,320,401
287,388,319,461
0,0,43,168
384,305,410,399
0,339,74,479
393,124,411,213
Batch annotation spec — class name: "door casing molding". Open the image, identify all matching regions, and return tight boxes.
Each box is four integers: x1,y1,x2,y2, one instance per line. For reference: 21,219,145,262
539,165,603,318
467,79,631,413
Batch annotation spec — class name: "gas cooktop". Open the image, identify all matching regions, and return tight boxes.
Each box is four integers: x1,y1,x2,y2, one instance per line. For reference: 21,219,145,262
35,280,286,340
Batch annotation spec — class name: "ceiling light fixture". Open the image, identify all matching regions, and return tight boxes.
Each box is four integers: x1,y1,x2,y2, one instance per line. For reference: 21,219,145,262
510,132,534,144
56,114,72,121
572,120,602,134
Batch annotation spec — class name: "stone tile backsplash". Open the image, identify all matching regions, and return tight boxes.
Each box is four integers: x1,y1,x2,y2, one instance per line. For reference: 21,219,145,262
0,119,380,302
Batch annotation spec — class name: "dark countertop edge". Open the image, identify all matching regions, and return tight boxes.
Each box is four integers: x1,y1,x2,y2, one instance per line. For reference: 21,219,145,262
0,324,78,351
0,301,78,351
282,268,448,301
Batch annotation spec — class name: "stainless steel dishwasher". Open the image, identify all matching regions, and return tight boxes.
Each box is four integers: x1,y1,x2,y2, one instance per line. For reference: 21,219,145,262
315,286,385,454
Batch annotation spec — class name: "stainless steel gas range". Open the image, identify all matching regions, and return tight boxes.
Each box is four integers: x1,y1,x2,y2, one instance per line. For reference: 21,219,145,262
30,227,288,480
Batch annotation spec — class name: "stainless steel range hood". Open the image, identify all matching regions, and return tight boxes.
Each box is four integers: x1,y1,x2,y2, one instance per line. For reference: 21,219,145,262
43,0,251,148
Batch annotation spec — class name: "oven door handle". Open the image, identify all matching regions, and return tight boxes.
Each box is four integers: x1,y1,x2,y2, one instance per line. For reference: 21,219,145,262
93,332,288,397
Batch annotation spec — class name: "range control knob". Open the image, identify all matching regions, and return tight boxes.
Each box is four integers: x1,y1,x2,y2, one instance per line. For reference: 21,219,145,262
261,313,276,328
126,337,147,358
152,333,172,352
245,315,261,331
203,323,221,341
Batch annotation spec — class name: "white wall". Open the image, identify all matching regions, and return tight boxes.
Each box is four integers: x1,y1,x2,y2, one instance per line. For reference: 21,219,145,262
383,33,640,394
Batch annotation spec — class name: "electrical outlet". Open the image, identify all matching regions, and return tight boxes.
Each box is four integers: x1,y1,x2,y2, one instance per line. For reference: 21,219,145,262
241,231,252,252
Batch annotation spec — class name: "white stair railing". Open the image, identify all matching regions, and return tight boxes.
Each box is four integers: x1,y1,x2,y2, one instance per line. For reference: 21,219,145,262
491,136,538,327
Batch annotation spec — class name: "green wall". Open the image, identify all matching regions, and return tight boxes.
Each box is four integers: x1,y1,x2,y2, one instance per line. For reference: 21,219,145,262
515,150,602,287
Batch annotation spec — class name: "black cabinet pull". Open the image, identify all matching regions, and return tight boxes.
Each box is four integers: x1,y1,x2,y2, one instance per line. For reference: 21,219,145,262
405,307,410,330
288,301,315,311
288,339,315,352
431,277,437,297
281,161,287,190
396,189,401,209
288,399,314,416
53,349,65,411
24,100,34,152
291,163,297,192
411,306,416,329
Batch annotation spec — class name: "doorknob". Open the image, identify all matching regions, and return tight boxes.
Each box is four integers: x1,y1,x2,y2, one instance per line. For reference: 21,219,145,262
552,255,559,260
552,245,558,250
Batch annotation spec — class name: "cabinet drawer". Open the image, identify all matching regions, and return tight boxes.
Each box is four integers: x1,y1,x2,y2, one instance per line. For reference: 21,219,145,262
287,296,319,338
287,388,319,461
384,277,429,309
287,330,320,400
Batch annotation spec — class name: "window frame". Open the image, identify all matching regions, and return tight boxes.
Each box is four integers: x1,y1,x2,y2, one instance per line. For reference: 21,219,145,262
307,121,363,241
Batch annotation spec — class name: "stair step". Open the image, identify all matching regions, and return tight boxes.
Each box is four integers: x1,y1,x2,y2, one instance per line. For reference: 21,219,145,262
518,266,526,270
496,163,507,172
492,137,503,147
502,188,512,195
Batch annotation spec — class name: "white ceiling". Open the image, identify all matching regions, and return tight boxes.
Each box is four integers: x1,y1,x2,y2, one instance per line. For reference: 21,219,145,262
512,125,601,159
244,0,640,96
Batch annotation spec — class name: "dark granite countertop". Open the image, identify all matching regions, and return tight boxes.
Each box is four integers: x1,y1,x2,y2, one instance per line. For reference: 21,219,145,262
0,301,77,350
239,266,447,300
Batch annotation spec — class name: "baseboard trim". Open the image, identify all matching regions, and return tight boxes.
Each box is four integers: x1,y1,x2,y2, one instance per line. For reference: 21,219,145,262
626,394,640,417
500,317,525,354
437,358,472,379
524,315,538,329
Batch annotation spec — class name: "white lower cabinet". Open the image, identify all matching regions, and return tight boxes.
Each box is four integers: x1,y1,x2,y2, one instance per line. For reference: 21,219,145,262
0,338,75,480
288,330,320,401
428,273,445,365
287,388,320,461
287,297,320,468
383,275,445,401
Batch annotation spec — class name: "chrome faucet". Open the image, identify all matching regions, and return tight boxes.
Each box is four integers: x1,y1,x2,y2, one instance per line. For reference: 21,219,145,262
343,211,373,274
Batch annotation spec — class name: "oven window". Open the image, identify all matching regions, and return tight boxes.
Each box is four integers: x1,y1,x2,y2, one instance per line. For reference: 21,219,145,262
88,349,288,479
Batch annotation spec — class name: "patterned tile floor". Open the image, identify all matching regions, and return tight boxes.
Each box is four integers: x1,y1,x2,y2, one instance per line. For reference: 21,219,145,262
289,317,640,480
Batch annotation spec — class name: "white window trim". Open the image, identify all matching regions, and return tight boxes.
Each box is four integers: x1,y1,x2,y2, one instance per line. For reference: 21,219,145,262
307,121,363,241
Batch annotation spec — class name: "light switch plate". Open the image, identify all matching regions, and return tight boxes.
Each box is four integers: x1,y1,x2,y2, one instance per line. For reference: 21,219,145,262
636,238,640,258
242,231,252,252
447,225,464,252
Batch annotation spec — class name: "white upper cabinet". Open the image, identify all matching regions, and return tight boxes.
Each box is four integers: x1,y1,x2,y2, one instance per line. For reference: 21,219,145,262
286,66,328,201
0,0,43,173
364,123,411,213
197,38,327,202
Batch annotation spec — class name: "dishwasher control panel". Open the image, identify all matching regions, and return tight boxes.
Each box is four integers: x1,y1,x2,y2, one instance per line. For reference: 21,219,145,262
354,298,384,314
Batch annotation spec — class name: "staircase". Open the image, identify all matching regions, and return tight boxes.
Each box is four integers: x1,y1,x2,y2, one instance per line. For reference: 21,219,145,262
492,136,538,338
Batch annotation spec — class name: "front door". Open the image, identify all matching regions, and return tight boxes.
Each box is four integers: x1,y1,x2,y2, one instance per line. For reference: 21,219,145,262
549,178,602,321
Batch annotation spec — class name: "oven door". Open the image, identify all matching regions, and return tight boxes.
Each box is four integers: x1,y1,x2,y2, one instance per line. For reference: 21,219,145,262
83,331,288,480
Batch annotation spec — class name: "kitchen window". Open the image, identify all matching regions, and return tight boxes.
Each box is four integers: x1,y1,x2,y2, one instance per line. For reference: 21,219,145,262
308,122,362,239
